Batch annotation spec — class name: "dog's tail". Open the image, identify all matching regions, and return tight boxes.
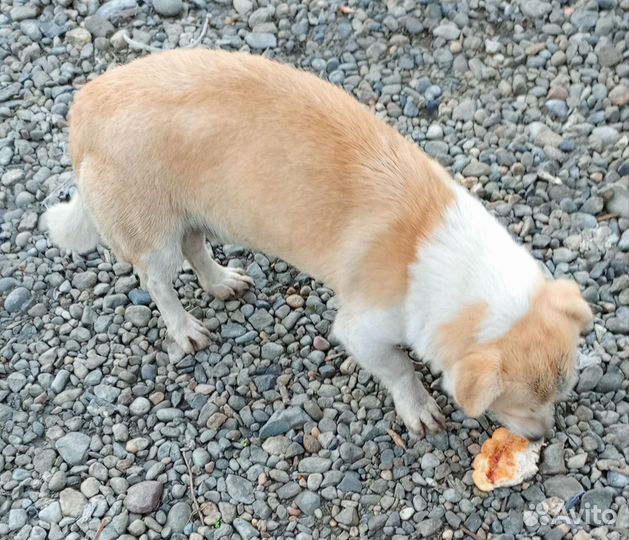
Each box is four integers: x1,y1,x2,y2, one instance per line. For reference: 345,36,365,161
42,189,100,254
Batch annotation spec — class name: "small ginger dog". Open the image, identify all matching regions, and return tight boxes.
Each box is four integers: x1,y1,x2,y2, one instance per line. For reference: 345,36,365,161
44,50,592,440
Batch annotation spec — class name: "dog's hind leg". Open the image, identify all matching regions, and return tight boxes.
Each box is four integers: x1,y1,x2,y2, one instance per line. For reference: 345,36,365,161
182,229,254,301
142,242,211,354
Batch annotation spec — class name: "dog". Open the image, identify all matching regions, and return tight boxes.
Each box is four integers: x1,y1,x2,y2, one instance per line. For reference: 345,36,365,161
43,49,592,440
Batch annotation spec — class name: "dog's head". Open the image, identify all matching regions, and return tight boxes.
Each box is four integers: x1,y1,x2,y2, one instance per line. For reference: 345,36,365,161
451,279,592,440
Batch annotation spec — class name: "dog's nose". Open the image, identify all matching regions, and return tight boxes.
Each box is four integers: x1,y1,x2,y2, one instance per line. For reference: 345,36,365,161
526,423,553,442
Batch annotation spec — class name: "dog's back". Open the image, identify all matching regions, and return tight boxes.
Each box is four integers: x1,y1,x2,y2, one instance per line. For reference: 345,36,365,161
62,49,452,300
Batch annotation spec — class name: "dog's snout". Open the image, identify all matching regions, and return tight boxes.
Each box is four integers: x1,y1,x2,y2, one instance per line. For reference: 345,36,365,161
524,417,554,442
497,409,555,442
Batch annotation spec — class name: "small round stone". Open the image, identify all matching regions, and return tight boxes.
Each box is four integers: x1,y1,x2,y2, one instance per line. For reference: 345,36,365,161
130,397,151,416
153,0,183,17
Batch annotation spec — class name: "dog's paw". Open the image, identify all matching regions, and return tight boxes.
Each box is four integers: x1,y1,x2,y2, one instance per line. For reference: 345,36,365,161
396,391,446,438
171,314,211,354
206,267,255,301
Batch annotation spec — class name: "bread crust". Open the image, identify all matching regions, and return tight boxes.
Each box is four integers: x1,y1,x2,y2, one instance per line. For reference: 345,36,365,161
473,428,541,491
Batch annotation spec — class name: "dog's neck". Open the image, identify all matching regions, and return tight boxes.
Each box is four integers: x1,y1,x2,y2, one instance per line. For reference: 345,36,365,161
405,183,544,368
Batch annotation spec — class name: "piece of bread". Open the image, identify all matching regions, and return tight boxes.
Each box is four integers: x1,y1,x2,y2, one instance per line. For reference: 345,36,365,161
473,428,542,491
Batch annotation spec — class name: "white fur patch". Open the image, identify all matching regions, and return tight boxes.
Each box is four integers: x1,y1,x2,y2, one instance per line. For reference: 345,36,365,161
405,184,543,367
42,191,100,254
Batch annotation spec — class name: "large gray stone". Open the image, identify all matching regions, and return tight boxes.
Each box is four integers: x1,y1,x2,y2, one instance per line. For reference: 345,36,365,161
55,432,91,466
245,32,277,49
544,476,583,500
226,475,255,504
124,481,163,513
5,287,31,313
233,518,260,539
259,407,311,438
295,491,321,515
166,502,191,533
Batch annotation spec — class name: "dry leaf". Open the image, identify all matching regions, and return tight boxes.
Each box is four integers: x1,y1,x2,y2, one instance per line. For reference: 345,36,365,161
387,429,406,449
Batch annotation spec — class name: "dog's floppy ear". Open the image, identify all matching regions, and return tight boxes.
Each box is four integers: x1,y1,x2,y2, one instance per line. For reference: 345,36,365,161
547,279,593,334
455,347,502,418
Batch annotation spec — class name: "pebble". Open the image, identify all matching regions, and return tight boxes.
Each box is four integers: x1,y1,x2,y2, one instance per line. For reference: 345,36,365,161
66,27,92,47
259,407,311,437
426,124,443,139
129,288,152,305
96,0,138,19
8,509,27,531
595,39,622,67
295,490,321,515
577,364,604,392
234,0,253,15
167,501,191,532
463,160,491,177
609,85,629,107
49,471,67,492
433,22,460,41
153,0,183,17
233,518,259,539
581,488,615,515
125,305,152,327
298,457,331,473
124,481,164,513
335,507,358,526
81,477,101,498
84,15,115,38
130,396,151,415
59,488,87,517
10,5,38,21
39,502,62,524
226,475,255,504
520,0,552,18
418,518,442,537
4,287,31,313
544,476,583,500
546,100,568,118
590,126,620,152
55,432,91,465
245,33,277,49
540,442,566,474
72,271,97,290
453,99,475,121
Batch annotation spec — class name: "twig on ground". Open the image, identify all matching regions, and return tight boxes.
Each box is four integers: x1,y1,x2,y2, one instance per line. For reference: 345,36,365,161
123,14,210,53
122,32,162,53
185,15,210,48
386,429,407,450
460,525,484,540
182,449,204,523
537,170,563,185
94,517,111,540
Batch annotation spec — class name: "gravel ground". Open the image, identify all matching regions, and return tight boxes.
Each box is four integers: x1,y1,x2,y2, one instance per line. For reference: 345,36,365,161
1,0,628,539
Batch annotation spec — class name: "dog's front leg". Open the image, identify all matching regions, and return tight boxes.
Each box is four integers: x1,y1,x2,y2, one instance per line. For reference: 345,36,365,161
333,307,445,437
